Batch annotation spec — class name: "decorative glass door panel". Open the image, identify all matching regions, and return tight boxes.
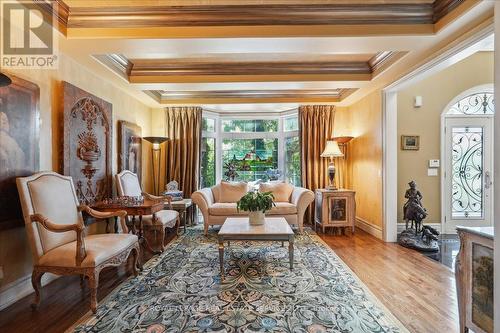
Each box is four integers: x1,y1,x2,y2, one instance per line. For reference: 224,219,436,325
451,126,483,219
444,117,493,233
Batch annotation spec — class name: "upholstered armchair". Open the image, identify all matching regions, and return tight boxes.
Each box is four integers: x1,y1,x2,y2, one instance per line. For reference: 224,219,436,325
16,172,140,314
116,170,180,252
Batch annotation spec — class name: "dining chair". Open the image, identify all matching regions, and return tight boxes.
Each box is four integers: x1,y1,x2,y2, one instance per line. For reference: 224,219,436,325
116,170,180,251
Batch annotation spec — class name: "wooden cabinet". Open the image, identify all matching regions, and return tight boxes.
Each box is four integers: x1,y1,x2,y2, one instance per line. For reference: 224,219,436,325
455,227,494,333
314,189,356,234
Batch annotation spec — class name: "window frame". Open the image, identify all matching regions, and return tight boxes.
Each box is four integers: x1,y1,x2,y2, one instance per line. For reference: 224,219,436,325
201,110,299,185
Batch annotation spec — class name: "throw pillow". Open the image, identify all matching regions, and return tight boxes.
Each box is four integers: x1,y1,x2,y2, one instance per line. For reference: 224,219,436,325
259,182,294,202
219,181,248,203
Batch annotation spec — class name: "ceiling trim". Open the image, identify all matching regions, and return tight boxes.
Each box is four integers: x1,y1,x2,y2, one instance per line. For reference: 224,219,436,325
145,88,357,104
36,0,477,38
96,51,406,84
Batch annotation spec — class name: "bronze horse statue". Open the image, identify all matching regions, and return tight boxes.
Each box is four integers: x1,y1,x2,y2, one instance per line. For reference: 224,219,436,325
404,201,428,235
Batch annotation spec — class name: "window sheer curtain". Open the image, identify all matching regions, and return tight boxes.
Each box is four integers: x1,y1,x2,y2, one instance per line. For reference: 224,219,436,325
299,105,336,223
163,107,202,198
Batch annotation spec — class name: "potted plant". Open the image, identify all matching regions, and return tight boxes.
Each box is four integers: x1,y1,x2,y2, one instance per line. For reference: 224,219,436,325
237,191,275,225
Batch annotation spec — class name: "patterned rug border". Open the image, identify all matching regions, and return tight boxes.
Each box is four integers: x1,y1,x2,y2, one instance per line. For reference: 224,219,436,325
66,227,409,333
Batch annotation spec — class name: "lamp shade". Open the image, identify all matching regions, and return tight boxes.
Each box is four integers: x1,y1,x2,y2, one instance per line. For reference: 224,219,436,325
142,136,168,145
321,140,344,158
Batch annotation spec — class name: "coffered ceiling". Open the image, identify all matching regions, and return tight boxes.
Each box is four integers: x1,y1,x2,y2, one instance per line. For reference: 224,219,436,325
35,0,493,110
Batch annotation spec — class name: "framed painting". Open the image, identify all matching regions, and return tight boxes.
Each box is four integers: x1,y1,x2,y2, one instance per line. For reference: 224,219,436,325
471,243,493,333
329,197,347,222
118,121,142,181
0,75,40,230
62,81,112,205
401,135,420,150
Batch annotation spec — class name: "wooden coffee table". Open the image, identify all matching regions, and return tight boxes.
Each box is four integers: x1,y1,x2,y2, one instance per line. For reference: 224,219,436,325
217,217,295,280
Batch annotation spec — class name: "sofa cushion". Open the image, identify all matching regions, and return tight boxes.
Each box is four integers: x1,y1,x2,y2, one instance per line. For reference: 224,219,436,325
268,202,298,215
219,181,248,203
259,182,294,202
209,203,246,216
211,184,221,203
209,202,297,216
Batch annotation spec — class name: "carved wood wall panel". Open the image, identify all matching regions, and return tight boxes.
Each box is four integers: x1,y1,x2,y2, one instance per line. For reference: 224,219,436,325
62,82,112,205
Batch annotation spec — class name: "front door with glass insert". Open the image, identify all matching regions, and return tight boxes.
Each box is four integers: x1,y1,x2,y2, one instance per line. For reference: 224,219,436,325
444,117,493,233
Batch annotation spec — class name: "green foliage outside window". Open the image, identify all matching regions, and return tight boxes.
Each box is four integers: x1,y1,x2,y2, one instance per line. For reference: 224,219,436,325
222,138,278,182
200,116,301,187
285,136,301,186
222,119,278,133
200,137,216,188
202,118,215,132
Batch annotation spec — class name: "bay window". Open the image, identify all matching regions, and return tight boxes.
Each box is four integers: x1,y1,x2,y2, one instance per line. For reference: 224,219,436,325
200,113,301,187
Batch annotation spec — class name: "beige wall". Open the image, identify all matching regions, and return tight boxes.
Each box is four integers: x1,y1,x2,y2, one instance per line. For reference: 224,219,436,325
397,51,494,224
0,53,153,292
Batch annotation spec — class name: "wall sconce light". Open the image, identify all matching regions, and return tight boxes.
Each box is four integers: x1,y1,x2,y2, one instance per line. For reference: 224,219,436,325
143,136,168,195
332,136,354,189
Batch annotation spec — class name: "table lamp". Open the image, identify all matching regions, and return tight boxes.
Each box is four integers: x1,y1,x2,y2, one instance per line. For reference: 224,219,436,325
321,140,344,190
143,136,168,195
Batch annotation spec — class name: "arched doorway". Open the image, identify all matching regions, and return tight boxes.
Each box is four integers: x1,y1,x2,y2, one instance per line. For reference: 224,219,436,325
441,84,494,233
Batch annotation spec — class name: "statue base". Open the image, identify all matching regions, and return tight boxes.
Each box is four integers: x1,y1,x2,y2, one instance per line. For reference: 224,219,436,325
398,229,439,252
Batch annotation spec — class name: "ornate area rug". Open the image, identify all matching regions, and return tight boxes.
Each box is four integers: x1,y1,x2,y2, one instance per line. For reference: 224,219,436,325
72,228,408,333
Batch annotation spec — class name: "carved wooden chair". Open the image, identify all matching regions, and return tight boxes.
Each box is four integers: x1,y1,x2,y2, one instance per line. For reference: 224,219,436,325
116,170,180,251
16,171,141,313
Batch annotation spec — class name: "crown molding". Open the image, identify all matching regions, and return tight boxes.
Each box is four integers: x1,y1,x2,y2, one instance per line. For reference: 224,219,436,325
35,0,477,38
96,51,405,85
145,88,357,104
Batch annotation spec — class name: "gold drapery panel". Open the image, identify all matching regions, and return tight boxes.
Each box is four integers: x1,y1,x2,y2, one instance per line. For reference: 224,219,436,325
163,107,202,198
299,105,336,223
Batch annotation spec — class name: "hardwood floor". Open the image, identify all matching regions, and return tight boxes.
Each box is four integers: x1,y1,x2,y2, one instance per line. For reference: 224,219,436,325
319,229,458,333
0,228,458,333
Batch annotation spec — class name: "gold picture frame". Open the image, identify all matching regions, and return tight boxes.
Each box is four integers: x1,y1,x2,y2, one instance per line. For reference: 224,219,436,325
401,135,420,150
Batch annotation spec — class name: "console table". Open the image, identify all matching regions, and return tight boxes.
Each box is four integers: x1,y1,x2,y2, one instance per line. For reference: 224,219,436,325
456,226,494,333
314,189,356,234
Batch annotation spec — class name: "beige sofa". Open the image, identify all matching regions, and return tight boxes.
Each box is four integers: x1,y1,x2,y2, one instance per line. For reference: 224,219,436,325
192,181,314,235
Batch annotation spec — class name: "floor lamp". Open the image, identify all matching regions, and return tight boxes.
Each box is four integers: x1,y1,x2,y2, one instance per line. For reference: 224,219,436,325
143,136,168,195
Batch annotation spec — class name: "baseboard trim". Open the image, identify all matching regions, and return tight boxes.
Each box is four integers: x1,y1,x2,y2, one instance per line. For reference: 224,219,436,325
355,217,383,239
0,272,58,311
396,222,442,234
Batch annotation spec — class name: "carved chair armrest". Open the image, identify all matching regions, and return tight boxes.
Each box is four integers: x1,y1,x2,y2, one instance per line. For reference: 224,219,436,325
30,213,87,266
142,192,164,201
30,213,83,233
142,192,173,209
79,205,129,234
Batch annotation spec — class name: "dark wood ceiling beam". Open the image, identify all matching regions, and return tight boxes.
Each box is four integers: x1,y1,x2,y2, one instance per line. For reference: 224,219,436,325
66,4,435,27
130,61,372,77
34,0,479,38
